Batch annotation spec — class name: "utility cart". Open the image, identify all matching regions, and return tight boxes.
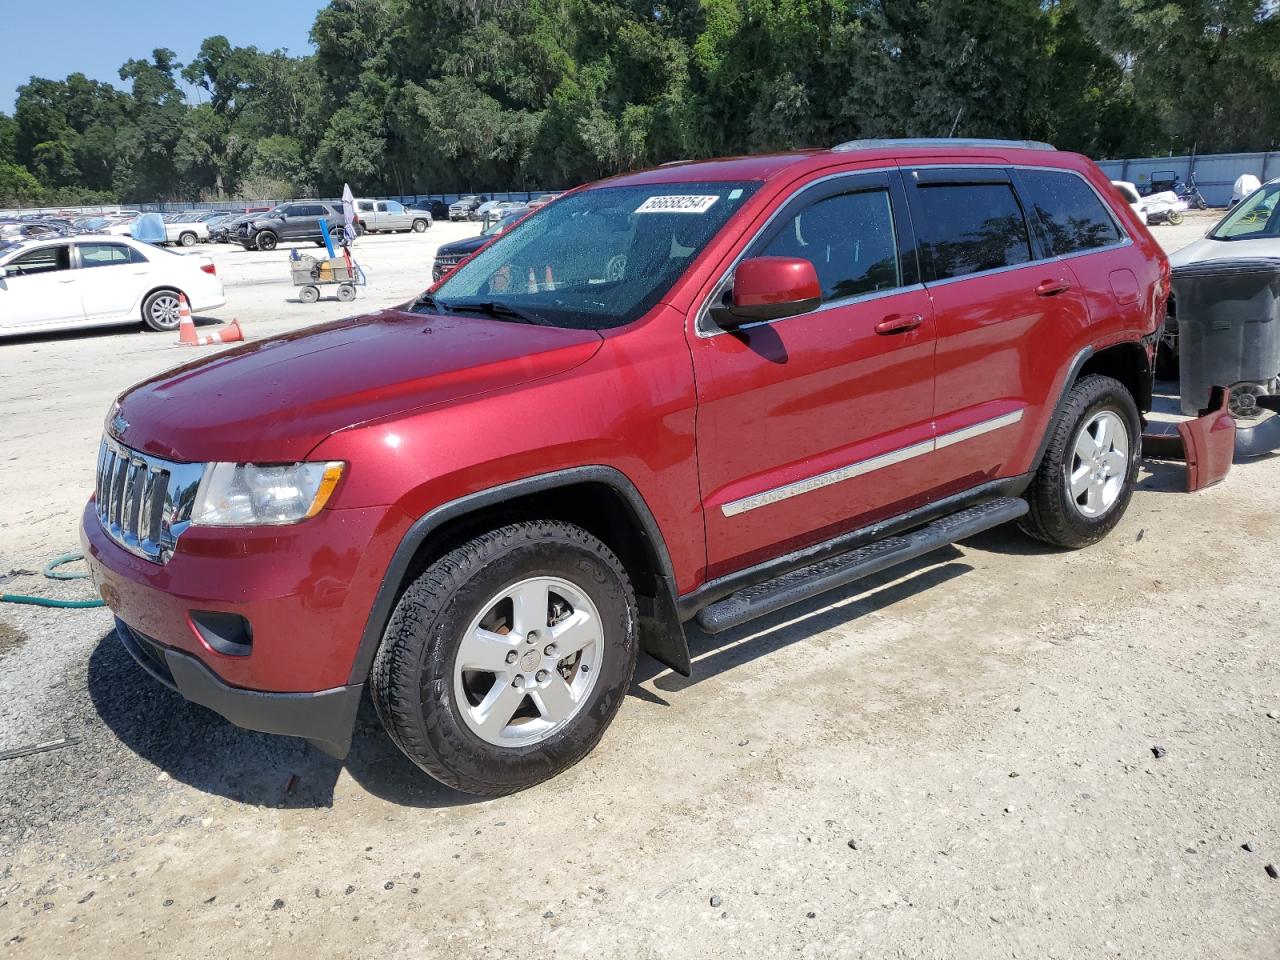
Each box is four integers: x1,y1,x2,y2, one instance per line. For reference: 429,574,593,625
290,251,365,304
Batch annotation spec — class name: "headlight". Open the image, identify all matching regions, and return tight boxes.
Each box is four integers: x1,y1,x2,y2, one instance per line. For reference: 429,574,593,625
191,462,345,526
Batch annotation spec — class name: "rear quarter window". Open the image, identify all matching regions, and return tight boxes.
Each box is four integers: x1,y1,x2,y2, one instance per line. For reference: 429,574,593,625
1020,170,1123,255
915,182,1033,280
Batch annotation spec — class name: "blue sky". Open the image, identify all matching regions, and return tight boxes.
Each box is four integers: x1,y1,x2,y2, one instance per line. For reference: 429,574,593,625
1,0,328,112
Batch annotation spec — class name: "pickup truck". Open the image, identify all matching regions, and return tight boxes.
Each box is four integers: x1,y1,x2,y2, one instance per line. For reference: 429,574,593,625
353,199,432,234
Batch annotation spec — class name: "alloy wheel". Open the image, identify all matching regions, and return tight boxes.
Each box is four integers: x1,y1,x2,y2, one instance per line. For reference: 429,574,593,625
149,294,182,328
1067,410,1129,518
453,576,603,748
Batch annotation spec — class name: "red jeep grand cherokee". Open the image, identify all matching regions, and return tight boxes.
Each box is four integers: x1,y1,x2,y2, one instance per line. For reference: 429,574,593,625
83,139,1167,796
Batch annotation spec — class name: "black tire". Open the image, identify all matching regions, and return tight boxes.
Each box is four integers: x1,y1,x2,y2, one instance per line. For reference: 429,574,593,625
1019,374,1141,549
141,289,184,331
255,230,278,251
412,218,429,233
298,285,320,304
337,283,356,303
371,520,638,796
179,231,197,247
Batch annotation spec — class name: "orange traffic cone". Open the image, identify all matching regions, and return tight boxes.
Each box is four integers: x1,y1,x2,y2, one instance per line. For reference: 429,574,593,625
177,290,245,346
188,318,245,347
176,294,198,344
543,265,555,292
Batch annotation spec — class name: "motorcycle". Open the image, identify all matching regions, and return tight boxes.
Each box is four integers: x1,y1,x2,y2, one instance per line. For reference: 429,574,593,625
1142,170,1208,211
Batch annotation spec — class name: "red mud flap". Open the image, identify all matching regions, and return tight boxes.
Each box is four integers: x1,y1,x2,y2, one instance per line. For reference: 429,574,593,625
1142,386,1236,492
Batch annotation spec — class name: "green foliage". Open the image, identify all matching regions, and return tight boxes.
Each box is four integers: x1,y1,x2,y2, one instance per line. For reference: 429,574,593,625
4,0,1280,204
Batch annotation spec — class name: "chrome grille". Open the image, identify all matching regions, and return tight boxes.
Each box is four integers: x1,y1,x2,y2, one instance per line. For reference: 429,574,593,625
433,254,463,280
94,436,205,564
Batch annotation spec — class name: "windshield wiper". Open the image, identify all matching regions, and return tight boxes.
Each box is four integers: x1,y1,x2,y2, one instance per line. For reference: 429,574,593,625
410,291,450,313
444,300,544,325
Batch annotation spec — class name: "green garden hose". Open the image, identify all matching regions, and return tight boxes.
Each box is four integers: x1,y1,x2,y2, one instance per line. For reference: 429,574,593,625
0,552,105,608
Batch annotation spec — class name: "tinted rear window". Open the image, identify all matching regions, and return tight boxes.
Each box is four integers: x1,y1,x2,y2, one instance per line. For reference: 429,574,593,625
916,183,1032,280
1020,170,1122,255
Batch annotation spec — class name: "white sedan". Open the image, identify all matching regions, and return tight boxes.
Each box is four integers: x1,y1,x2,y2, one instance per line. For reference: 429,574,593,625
0,234,225,338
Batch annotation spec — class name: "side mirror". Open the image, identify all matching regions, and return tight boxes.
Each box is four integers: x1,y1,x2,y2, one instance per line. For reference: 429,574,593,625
713,256,821,329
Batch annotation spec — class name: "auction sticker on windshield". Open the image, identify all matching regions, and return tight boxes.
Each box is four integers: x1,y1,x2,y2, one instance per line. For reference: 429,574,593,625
635,195,720,214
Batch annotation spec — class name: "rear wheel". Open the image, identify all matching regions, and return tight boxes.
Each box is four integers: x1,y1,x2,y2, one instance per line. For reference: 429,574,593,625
255,230,278,251
337,283,356,303
178,231,197,247
142,289,183,331
1019,374,1140,549
371,520,638,796
298,285,320,304
1167,209,1185,225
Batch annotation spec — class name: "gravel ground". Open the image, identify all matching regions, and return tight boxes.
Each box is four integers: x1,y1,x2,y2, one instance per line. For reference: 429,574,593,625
3,209,1279,958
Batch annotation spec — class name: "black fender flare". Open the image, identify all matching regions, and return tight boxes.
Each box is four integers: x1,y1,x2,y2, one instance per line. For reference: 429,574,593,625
347,465,692,685
1030,346,1094,472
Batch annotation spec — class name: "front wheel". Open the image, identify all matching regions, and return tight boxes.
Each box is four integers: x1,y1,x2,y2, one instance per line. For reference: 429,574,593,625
1167,209,1184,225
298,285,320,304
371,521,638,796
255,231,278,251
412,218,429,233
1019,374,1141,549
336,283,356,302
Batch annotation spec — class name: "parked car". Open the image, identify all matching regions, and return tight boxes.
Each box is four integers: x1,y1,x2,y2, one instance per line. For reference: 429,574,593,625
157,213,211,247
448,195,486,221
410,199,450,220
85,138,1182,797
477,200,526,227
526,193,562,210
0,234,224,337
353,198,432,233
237,201,346,251
209,214,251,243
431,208,529,281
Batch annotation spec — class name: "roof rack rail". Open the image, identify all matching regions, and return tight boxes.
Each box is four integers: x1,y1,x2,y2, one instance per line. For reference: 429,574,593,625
832,137,1055,153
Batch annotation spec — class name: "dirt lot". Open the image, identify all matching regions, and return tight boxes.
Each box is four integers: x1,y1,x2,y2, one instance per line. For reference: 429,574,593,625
3,209,1278,959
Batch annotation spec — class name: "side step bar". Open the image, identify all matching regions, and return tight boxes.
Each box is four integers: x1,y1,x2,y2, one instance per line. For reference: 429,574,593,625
695,497,1029,634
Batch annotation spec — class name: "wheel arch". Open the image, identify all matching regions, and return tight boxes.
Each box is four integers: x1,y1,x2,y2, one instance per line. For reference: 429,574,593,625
348,466,691,687
139,285,185,319
1031,340,1151,472
1078,340,1152,414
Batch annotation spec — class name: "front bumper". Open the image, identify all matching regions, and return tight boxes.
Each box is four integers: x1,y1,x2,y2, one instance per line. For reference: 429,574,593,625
114,617,362,757
81,499,397,757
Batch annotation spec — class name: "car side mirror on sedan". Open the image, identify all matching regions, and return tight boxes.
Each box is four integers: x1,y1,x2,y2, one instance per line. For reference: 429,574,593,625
712,256,822,330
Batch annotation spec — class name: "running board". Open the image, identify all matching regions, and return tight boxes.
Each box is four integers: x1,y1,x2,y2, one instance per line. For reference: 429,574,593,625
695,497,1029,634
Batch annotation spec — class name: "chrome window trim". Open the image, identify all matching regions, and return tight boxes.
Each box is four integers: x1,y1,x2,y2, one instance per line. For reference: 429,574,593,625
696,161,1133,337
721,408,1025,517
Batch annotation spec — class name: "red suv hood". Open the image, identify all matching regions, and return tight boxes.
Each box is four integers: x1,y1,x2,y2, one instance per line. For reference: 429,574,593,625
113,308,603,462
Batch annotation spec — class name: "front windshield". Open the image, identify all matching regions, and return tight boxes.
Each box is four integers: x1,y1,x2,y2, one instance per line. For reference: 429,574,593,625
427,181,759,329
1211,181,1280,241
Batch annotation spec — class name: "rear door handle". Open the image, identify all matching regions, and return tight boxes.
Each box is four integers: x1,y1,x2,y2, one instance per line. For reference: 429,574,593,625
875,313,925,335
1035,279,1072,297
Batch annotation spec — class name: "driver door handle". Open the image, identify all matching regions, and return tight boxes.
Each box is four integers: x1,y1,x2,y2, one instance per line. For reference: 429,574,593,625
875,313,925,335
1035,278,1072,297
